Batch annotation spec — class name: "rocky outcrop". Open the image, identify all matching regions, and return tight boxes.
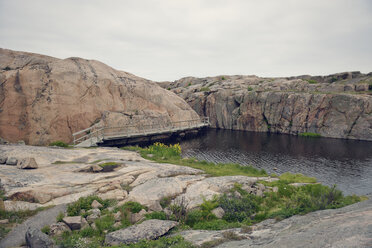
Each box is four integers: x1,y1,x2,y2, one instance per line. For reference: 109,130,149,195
0,48,199,145
160,73,372,140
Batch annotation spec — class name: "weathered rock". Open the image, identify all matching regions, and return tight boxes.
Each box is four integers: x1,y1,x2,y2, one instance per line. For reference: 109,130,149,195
62,216,87,230
215,199,372,248
105,219,178,245
78,164,103,173
212,207,225,219
0,137,9,145
49,222,71,236
6,157,17,165
17,157,38,169
98,189,127,201
0,48,199,145
25,226,55,248
0,219,9,224
0,156,7,164
130,209,147,224
91,199,103,209
163,73,372,141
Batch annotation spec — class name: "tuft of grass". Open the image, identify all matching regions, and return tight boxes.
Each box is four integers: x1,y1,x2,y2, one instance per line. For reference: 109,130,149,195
307,79,318,84
41,225,51,235
299,132,321,138
221,76,226,80
278,172,317,183
247,87,253,91
200,87,210,92
49,141,70,148
56,212,65,222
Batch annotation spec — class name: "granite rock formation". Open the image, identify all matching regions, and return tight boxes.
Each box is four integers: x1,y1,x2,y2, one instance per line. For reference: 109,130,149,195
0,48,199,145
160,72,372,140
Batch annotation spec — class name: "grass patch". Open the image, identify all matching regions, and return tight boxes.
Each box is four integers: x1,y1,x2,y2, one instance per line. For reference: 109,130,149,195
299,132,321,138
307,79,318,84
67,196,114,216
123,143,267,178
247,86,253,91
279,172,317,183
200,87,210,92
98,162,120,172
49,141,70,148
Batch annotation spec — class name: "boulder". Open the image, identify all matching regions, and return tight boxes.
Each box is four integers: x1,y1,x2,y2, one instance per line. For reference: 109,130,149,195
49,222,71,236
6,157,17,165
62,216,88,230
212,207,225,219
105,219,178,245
17,157,38,169
91,199,103,209
0,219,9,224
0,156,7,164
25,226,55,248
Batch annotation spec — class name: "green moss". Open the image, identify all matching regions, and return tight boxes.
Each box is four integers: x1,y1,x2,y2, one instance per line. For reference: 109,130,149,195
299,132,321,138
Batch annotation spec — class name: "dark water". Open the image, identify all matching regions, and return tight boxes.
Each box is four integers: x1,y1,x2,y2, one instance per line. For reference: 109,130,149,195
179,129,372,196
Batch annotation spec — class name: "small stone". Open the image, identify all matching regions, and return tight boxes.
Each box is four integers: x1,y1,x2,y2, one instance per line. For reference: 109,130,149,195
87,213,100,223
273,186,279,193
49,222,71,236
147,154,154,158
273,167,278,170
212,207,225,219
114,211,122,222
17,140,26,145
148,201,162,212
130,209,147,224
87,208,101,216
91,200,103,209
234,191,242,199
113,222,122,228
63,216,86,230
0,219,9,224
256,189,264,197
25,226,55,248
6,157,18,165
256,183,266,191
91,223,97,229
17,157,38,169
0,156,7,164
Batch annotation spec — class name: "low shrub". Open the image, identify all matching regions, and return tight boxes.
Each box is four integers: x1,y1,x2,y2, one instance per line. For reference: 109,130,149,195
247,87,253,91
67,196,111,216
145,211,167,220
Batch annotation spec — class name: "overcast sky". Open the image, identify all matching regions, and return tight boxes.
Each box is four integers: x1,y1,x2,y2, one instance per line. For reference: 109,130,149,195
0,0,371,81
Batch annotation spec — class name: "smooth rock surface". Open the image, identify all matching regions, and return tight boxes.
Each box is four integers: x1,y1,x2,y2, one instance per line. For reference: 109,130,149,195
0,48,199,145
105,219,178,245
5,157,17,165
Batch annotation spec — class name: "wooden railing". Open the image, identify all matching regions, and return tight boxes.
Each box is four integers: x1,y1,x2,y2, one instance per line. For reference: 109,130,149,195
72,117,210,146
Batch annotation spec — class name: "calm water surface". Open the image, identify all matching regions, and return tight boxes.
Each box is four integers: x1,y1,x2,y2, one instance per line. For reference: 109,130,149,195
179,129,372,195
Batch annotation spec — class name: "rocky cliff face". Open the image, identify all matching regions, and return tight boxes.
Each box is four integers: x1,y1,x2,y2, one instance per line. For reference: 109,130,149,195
0,48,199,145
160,72,372,141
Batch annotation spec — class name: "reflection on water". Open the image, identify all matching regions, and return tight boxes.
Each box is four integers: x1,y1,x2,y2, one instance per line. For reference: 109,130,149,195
180,129,372,195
